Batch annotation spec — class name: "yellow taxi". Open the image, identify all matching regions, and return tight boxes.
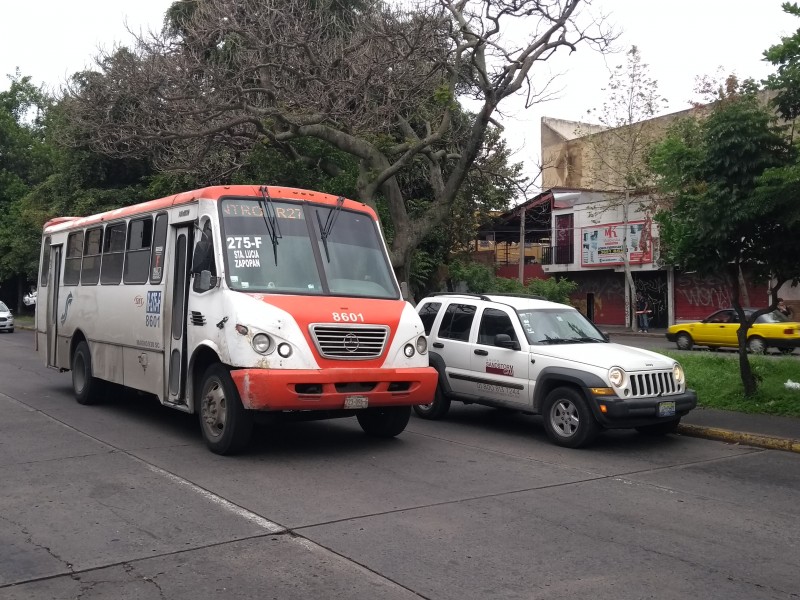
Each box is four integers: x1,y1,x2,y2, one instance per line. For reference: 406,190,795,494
666,309,800,354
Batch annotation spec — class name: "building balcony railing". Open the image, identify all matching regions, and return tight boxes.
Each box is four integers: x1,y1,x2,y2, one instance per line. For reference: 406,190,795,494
541,245,574,265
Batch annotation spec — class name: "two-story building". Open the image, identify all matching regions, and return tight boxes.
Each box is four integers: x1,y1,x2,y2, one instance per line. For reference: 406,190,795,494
474,108,785,327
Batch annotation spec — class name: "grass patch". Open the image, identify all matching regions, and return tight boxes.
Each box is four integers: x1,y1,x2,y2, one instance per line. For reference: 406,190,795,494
659,351,800,418
14,315,35,328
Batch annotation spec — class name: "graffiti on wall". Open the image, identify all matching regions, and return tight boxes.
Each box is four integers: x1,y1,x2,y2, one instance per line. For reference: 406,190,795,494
675,272,766,321
634,276,669,329
675,273,733,309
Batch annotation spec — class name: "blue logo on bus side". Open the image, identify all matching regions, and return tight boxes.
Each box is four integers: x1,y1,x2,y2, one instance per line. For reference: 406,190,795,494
146,291,161,327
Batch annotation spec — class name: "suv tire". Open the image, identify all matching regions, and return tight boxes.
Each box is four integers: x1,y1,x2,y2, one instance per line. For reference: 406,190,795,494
413,384,451,420
542,386,600,448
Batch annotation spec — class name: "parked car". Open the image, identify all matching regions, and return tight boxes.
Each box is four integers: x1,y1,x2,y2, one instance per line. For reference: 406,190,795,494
666,308,800,354
0,301,15,333
23,289,37,306
415,293,697,448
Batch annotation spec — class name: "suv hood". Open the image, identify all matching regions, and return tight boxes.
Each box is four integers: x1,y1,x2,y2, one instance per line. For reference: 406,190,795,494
530,342,674,371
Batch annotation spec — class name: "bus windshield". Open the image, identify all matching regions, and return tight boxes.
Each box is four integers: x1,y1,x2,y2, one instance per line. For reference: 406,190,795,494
220,198,398,298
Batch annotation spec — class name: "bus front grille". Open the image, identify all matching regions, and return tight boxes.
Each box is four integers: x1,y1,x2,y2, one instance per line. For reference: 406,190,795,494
310,324,389,360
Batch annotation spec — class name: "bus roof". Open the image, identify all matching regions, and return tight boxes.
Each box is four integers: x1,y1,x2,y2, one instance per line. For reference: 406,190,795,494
42,185,374,233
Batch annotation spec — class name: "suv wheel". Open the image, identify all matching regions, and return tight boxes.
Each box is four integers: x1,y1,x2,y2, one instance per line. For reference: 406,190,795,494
413,383,451,420
542,387,600,448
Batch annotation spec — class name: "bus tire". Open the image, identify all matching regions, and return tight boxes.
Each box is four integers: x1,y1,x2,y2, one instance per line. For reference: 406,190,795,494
72,341,105,405
357,406,411,438
198,364,254,455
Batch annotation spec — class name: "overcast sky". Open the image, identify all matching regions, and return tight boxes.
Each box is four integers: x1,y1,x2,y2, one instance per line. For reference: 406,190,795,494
2,0,798,190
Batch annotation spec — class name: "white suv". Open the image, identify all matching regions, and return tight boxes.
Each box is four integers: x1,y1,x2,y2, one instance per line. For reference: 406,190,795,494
415,293,697,448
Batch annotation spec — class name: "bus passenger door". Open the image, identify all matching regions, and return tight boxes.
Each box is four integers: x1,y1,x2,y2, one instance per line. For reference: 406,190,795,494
166,226,192,404
46,245,62,368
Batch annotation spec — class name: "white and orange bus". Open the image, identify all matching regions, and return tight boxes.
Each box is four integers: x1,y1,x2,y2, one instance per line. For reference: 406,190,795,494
35,185,437,454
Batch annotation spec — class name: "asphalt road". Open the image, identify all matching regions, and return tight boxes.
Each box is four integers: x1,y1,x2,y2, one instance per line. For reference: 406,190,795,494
1,329,798,599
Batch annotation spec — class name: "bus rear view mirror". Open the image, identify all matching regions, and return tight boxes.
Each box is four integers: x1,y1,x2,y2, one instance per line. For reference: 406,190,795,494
197,270,212,292
192,238,212,274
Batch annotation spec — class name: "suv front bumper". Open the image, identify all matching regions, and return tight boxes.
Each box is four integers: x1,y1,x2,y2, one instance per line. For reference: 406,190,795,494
589,390,698,429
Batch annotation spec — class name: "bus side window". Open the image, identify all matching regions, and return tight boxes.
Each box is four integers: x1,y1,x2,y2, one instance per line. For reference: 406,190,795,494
64,231,83,286
40,236,51,287
101,222,126,285
124,217,153,284
82,227,103,285
150,213,168,284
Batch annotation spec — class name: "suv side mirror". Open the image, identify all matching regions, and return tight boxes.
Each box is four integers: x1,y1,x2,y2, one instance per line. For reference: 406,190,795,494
494,334,521,351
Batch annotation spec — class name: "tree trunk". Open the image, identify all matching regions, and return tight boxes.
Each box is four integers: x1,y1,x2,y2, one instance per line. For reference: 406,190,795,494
737,329,757,396
731,271,757,396
622,191,637,332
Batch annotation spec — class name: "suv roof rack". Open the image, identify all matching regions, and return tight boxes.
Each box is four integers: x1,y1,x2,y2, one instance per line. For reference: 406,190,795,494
427,292,546,301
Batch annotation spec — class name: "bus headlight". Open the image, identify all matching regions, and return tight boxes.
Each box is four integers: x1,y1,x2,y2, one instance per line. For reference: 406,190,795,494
673,362,685,384
416,336,428,355
404,344,415,358
277,343,292,358
608,367,625,388
252,333,273,354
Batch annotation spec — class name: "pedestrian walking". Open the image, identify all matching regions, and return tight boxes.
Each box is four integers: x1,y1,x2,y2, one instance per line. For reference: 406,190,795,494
635,292,651,333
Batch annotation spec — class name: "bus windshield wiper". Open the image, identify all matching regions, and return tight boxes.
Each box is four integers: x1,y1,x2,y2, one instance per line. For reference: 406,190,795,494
316,196,345,262
259,185,282,266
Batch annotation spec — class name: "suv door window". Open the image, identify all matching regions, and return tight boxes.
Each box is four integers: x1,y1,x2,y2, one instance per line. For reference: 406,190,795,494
438,303,476,341
478,308,518,346
418,302,441,335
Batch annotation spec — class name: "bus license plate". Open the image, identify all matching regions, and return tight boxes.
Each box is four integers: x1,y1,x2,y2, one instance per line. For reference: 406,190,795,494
658,401,676,418
344,395,369,409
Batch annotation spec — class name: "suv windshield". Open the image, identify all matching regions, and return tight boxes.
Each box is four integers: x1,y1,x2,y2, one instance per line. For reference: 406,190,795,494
220,198,398,298
517,308,605,344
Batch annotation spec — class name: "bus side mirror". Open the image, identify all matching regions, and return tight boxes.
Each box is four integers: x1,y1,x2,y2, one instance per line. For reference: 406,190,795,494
197,270,212,292
192,239,212,274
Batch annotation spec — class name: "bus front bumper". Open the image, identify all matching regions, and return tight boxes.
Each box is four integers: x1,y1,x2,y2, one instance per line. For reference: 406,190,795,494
231,367,438,411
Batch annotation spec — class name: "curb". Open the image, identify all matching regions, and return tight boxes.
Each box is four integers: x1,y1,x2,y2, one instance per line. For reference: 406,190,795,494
678,424,800,453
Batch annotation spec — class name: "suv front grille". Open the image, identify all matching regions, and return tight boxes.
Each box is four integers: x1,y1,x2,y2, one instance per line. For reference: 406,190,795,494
629,370,680,397
310,324,389,360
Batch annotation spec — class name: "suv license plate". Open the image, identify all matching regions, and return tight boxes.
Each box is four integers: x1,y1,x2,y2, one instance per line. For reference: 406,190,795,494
658,401,676,418
344,395,369,409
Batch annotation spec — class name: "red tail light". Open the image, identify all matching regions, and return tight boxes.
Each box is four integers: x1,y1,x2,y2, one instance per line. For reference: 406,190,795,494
784,328,796,335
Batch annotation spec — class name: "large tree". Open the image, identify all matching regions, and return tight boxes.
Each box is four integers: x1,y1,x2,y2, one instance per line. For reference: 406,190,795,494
61,0,613,281
649,81,798,395
0,74,56,300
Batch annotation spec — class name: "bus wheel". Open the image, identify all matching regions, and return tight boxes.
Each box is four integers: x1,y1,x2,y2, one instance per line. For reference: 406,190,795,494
198,364,254,455
72,341,105,405
357,406,411,438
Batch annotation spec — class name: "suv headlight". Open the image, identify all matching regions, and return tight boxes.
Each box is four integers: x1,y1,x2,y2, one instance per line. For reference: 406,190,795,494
608,367,626,388
672,362,685,384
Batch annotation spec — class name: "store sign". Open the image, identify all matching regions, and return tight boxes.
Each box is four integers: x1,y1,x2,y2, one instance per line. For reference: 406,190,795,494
581,220,652,266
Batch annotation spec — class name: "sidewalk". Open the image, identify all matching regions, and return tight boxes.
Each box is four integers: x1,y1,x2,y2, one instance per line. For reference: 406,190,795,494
601,325,800,453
